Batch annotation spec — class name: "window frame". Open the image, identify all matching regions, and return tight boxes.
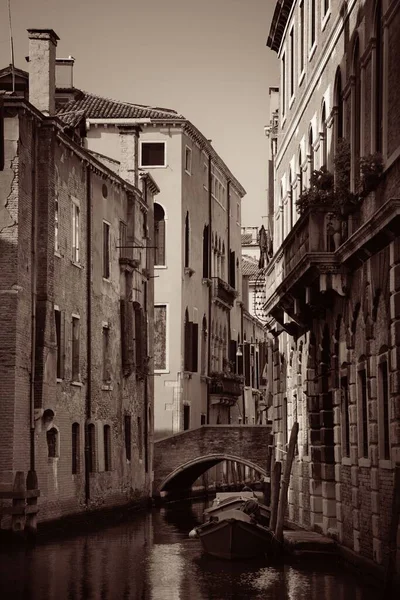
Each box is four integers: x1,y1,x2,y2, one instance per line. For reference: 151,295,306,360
72,422,80,474
309,0,317,58
281,51,286,121
71,314,81,383
357,362,369,462
377,352,391,465
71,197,80,265
298,0,305,83
289,25,295,104
139,141,167,168
185,145,192,175
102,323,111,384
102,220,111,280
154,203,166,267
154,303,169,373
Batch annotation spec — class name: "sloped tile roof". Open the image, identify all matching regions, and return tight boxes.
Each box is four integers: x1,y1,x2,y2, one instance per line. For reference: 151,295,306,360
242,255,261,278
57,89,185,125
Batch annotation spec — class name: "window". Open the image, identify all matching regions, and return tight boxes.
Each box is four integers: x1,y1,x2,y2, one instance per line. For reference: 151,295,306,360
321,102,327,168
119,221,129,259
72,316,80,381
201,315,208,375
184,211,190,268
88,423,96,472
103,222,110,279
133,302,145,372
378,360,390,460
308,126,314,182
140,142,166,167
47,427,58,458
72,423,80,474
55,194,59,253
102,325,111,382
184,309,198,372
137,417,143,460
341,376,350,458
104,425,111,471
310,0,316,48
55,308,65,379
124,415,131,461
229,250,236,289
120,299,134,377
202,224,209,278
154,304,167,371
72,200,80,263
374,0,384,153
154,203,166,266
290,27,295,99
236,202,240,223
299,1,305,74
185,146,192,174
352,37,361,189
334,69,343,149
358,369,368,458
282,53,286,118
183,405,190,431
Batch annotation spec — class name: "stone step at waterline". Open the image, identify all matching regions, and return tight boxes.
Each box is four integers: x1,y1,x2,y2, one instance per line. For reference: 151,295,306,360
283,530,337,556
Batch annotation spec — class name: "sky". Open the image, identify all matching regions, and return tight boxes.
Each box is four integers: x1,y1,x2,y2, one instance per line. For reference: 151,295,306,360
0,0,279,226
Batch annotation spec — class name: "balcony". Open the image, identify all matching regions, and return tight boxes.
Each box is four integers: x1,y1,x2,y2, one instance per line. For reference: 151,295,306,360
264,197,400,334
213,278,238,309
209,371,244,405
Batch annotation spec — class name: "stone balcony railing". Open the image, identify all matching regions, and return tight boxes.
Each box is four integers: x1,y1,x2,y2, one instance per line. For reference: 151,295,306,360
212,278,238,308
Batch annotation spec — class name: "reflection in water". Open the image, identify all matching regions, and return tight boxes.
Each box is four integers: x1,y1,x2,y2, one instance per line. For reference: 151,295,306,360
0,500,379,600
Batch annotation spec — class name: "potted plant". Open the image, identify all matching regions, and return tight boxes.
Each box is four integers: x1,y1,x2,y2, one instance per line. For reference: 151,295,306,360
295,166,335,215
333,138,360,216
359,152,384,196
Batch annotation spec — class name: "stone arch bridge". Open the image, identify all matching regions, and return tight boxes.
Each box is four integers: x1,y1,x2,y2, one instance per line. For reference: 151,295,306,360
153,425,271,497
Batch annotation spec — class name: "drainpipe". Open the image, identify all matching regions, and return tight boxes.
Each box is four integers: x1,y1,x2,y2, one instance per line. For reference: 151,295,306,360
143,182,149,475
207,154,212,424
30,121,38,471
241,303,246,424
84,164,92,504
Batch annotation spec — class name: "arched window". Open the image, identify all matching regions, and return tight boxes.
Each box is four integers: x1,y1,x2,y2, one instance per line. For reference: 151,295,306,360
374,0,383,152
72,423,80,474
47,427,58,458
202,224,209,278
308,126,314,181
321,102,327,168
334,68,343,149
184,211,190,268
352,37,361,188
154,203,165,266
298,148,303,195
104,424,111,471
88,423,96,472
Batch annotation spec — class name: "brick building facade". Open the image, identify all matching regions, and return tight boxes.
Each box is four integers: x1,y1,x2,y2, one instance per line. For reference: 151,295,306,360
266,0,400,575
0,30,157,525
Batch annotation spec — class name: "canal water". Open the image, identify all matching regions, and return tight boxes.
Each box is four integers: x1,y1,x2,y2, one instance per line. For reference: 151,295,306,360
0,499,383,600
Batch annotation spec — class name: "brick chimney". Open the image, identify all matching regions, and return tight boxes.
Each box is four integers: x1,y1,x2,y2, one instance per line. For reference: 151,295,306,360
27,29,59,115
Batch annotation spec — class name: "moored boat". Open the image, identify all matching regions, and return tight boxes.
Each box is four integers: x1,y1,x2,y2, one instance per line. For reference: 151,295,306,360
189,508,275,560
204,491,270,526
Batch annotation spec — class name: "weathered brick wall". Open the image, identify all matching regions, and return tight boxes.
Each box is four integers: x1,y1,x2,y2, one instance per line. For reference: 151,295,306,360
153,424,271,494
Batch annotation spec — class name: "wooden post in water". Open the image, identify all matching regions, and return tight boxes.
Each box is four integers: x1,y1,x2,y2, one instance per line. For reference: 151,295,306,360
269,458,281,532
275,421,299,543
383,465,400,597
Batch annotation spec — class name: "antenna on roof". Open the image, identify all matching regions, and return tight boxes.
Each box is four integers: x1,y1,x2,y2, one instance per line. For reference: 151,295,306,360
7,0,15,93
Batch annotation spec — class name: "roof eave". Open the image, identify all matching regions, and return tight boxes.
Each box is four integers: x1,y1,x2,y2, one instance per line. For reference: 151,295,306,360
266,0,294,54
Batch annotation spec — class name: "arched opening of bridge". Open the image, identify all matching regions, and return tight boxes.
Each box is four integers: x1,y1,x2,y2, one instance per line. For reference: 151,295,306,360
158,453,267,499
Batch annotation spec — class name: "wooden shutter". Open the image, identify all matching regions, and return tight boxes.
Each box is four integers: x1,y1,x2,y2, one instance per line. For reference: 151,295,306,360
192,323,198,372
120,300,134,376
184,319,191,371
60,310,65,379
244,344,251,387
229,340,237,373
134,304,143,371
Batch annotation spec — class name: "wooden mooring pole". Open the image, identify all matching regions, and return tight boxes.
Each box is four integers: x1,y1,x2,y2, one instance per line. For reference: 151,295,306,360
275,421,299,543
269,455,281,533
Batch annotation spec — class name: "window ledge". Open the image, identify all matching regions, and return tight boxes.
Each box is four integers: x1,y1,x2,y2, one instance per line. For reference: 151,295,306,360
321,10,331,32
71,261,83,269
281,115,287,128
102,384,113,391
155,264,167,269
71,381,83,387
56,378,63,383
183,371,193,379
358,457,371,468
309,43,317,62
185,170,191,176
139,164,166,169
378,459,393,470
200,375,211,383
341,457,352,466
102,277,111,283
155,369,170,374
298,70,305,87
184,267,195,277
289,95,295,110
54,251,62,258
202,278,212,287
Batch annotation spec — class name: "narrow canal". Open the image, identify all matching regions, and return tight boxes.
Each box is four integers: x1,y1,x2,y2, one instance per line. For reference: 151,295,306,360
0,499,382,600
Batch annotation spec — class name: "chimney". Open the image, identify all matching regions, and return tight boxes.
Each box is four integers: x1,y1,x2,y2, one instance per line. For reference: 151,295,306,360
56,57,75,89
27,29,59,115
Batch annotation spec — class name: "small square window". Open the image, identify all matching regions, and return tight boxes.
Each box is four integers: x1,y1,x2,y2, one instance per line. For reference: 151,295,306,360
185,146,192,174
103,221,110,279
140,142,166,167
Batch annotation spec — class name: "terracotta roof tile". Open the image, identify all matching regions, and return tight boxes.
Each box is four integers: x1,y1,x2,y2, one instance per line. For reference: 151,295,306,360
242,255,261,278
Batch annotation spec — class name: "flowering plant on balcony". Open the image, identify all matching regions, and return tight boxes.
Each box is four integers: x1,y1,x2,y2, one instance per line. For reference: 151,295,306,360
296,166,335,215
209,370,244,384
359,152,384,196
